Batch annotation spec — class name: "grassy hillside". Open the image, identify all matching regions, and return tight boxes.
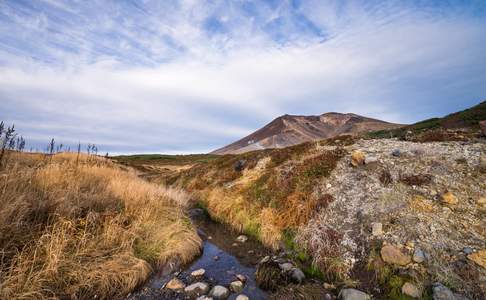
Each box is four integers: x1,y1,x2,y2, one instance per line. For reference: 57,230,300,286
368,100,486,139
0,152,201,300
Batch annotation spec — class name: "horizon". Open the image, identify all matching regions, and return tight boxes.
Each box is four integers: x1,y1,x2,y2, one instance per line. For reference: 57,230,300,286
1,1,486,154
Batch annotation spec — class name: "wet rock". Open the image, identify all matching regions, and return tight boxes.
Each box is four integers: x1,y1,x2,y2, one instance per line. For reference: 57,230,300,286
402,282,421,298
351,150,365,167
166,278,185,290
381,245,411,266
413,248,426,263
213,255,220,261
339,288,371,300
230,280,244,293
291,268,305,283
432,283,455,300
467,249,486,269
371,222,383,236
235,295,249,300
236,235,248,243
279,262,293,272
441,191,458,205
191,268,206,277
392,149,401,157
236,274,247,283
209,285,230,300
462,247,474,255
185,282,210,296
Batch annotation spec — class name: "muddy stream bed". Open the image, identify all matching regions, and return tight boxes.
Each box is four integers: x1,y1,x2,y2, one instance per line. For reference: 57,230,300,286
127,208,271,300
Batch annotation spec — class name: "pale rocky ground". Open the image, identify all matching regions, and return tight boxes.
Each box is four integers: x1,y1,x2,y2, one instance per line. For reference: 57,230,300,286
299,139,486,299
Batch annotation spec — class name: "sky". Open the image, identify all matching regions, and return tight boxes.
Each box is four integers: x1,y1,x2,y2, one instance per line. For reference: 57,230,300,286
1,0,486,154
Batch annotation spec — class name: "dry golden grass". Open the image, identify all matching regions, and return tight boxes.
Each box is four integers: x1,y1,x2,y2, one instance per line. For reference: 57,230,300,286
0,152,201,300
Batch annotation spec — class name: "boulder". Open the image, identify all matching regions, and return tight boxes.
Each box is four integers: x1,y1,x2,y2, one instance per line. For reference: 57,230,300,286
185,282,210,296
351,150,365,167
191,268,206,277
235,295,249,300
291,268,305,283
339,288,371,300
236,235,248,243
413,248,426,263
432,283,455,300
166,277,185,290
209,285,230,300
467,249,486,269
230,280,244,293
441,192,458,205
381,245,411,266
371,222,383,236
402,282,421,298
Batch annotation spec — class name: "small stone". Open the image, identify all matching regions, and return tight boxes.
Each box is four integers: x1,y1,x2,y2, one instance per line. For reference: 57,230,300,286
324,293,333,300
371,223,383,236
402,282,421,298
290,268,305,283
413,248,426,263
260,256,270,264
230,280,244,293
432,283,455,300
351,150,365,167
191,268,206,277
185,282,210,296
196,296,213,300
213,255,220,261
279,262,293,272
209,285,230,300
236,235,248,243
326,183,332,188
430,190,438,196
441,191,458,205
381,245,411,266
235,295,249,300
364,156,378,164
165,278,185,290
339,288,371,300
236,274,247,283
467,249,486,269
392,149,401,157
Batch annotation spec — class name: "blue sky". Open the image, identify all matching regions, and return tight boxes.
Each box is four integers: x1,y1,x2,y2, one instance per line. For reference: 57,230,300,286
1,0,486,154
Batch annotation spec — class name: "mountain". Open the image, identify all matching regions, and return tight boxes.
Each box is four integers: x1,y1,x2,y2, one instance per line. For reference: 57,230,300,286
212,112,403,154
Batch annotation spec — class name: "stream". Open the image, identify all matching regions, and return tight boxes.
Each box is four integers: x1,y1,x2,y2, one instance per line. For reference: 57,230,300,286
128,208,271,300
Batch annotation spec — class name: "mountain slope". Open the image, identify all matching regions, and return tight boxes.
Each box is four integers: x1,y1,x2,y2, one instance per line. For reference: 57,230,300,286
213,112,403,154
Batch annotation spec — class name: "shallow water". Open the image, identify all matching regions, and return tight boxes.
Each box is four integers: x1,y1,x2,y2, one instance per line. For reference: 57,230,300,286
128,210,270,300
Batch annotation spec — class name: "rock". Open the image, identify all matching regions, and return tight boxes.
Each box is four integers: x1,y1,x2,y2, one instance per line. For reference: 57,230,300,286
462,247,474,255
381,245,411,266
432,283,455,300
279,262,293,272
467,249,486,269
325,293,333,300
166,277,185,290
185,282,210,296
402,282,421,298
236,235,248,243
236,274,247,283
235,295,249,300
213,255,220,261
191,268,206,277
441,191,458,205
260,256,270,264
392,149,401,157
291,268,305,283
351,150,365,167
196,296,212,300
364,156,378,164
413,248,426,263
230,280,244,293
209,285,230,300
371,222,383,236
339,288,371,300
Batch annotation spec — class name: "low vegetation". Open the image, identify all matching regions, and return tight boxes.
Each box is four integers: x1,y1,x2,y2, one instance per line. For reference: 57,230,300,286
0,152,201,299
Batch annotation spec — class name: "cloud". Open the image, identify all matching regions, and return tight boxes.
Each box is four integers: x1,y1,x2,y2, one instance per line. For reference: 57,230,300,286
1,0,486,153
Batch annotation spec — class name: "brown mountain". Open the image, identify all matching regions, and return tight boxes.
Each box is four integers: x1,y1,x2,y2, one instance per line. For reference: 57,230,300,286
212,112,403,154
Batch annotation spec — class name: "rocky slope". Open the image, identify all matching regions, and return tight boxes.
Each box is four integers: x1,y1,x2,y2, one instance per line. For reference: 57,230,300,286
212,113,402,154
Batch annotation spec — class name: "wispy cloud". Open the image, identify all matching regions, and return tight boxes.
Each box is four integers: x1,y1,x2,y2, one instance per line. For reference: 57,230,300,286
1,0,485,153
